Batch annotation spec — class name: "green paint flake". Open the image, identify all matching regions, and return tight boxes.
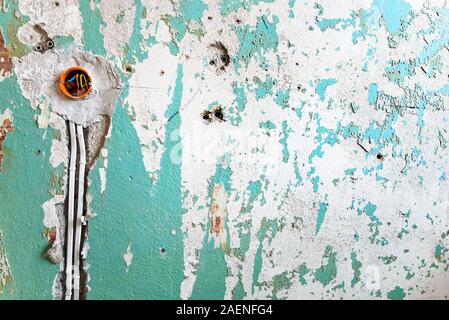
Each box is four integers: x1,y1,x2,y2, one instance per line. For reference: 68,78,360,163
252,241,263,294
232,275,246,299
373,0,411,34
0,75,58,299
270,271,292,298
350,251,362,287
387,286,406,300
279,121,292,163
87,65,185,299
219,0,274,16
379,255,397,265
294,263,310,286
316,78,337,101
231,15,279,71
435,244,447,261
259,120,276,130
79,0,106,56
190,228,228,300
274,89,290,109
0,1,30,58
314,246,337,286
162,0,207,56
315,201,328,235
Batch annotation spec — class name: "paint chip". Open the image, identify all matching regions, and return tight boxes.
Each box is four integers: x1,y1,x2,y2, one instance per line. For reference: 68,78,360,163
123,243,133,272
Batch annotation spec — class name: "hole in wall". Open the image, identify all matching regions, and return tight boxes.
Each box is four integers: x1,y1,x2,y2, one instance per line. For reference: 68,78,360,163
201,105,225,124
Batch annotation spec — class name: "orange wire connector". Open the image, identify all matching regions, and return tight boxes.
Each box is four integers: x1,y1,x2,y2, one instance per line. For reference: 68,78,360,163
59,67,93,100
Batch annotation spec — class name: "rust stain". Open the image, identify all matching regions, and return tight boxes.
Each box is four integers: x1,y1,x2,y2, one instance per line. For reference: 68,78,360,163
211,215,221,237
209,184,228,251
0,119,14,172
0,28,13,77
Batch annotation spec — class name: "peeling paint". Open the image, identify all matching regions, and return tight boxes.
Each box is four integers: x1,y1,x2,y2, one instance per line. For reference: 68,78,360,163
0,110,13,172
1,0,449,300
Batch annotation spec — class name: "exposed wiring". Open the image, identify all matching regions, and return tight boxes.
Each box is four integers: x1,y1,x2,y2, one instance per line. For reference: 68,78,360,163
65,121,77,300
73,124,86,300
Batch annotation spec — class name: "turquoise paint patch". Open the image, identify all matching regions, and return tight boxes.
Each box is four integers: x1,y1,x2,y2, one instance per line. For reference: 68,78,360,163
364,202,380,223
316,78,337,101
0,75,58,299
372,0,411,34
190,226,227,299
259,120,276,130
293,152,303,187
229,82,247,126
288,0,296,18
387,286,406,300
219,0,274,16
179,0,208,21
253,76,275,100
124,0,149,64
252,242,263,294
88,65,185,299
162,0,207,56
350,251,362,287
368,83,378,105
314,246,337,286
241,177,266,214
79,0,106,56
308,113,340,163
232,275,246,299
279,121,292,163
252,218,278,293
315,201,328,235
231,15,279,72
317,14,356,32
191,156,232,299
274,89,290,109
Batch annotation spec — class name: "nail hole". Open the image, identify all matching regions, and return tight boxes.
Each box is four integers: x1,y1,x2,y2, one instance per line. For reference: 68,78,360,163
214,108,224,121
125,64,133,73
34,44,44,52
47,39,54,49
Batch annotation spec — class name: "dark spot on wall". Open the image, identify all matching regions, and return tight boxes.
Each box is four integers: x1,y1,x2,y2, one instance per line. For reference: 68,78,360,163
55,1,60,6
213,108,224,121
377,153,384,160
202,110,213,123
32,25,54,53
36,149,42,156
124,64,133,74
202,106,225,124
211,216,221,236
160,70,165,76
160,247,166,254
208,42,230,73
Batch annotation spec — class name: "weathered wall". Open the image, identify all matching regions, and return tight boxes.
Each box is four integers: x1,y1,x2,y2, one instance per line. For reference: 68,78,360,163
0,0,449,300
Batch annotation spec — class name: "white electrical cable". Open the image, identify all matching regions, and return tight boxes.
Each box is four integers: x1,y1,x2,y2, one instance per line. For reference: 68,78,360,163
65,121,77,300
73,124,86,300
